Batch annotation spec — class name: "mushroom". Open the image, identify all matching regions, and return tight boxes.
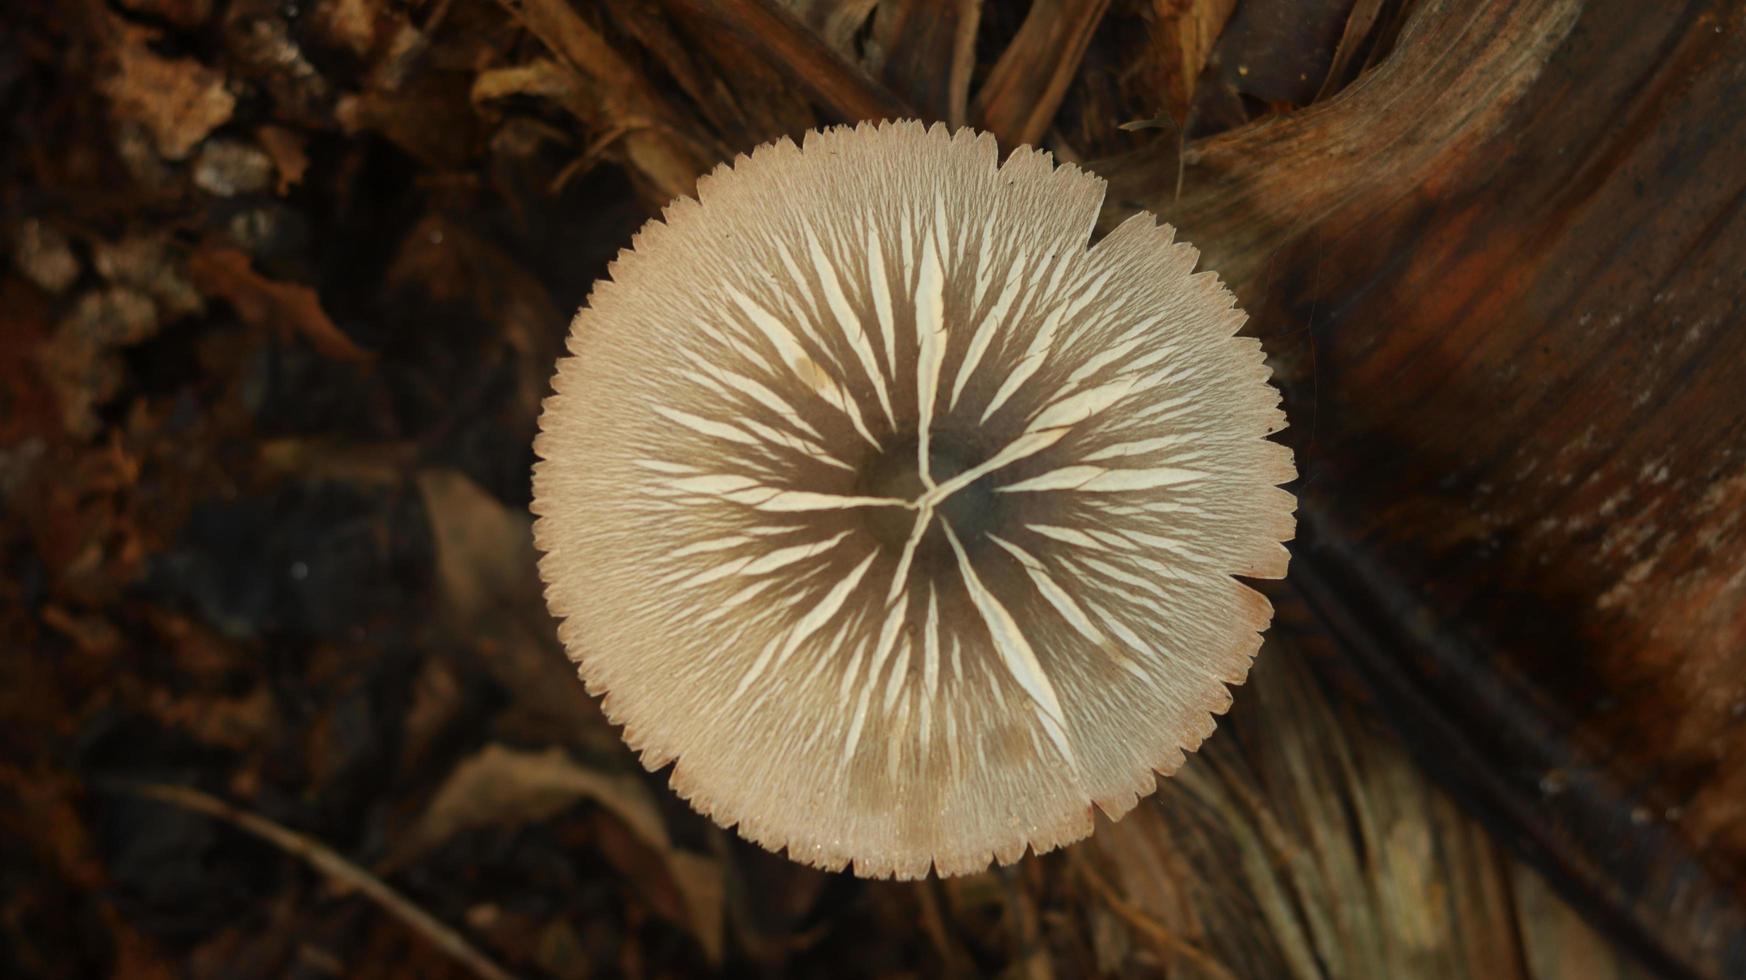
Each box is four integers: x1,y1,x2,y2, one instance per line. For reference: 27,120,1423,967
533,120,1295,879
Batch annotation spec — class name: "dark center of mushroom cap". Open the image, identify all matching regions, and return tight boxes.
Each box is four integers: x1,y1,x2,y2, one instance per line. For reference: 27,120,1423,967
855,430,1001,547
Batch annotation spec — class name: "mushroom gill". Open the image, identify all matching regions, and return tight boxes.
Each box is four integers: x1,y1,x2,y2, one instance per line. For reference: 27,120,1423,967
532,120,1296,879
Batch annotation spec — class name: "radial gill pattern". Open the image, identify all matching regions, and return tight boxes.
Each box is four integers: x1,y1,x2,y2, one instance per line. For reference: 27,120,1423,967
532,120,1296,879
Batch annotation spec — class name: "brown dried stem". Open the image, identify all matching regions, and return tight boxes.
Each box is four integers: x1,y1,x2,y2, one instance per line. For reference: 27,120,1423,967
104,781,523,980
972,0,1113,148
494,0,717,201
661,0,915,123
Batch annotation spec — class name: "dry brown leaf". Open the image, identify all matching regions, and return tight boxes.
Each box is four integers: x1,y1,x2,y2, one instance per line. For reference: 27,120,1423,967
493,0,714,202
10,220,80,294
414,468,542,622
191,139,274,197
413,468,628,758
868,0,979,126
254,125,310,195
100,22,235,160
397,743,667,860
1316,0,1389,99
36,287,162,438
1512,864,1655,980
666,0,911,127
779,0,878,57
333,83,481,171
309,0,383,57
471,60,581,107
609,0,821,142
114,0,212,29
972,0,1113,147
145,685,276,753
599,1,751,139
1149,0,1238,119
1194,0,1358,108
394,743,724,963
413,470,731,955
92,235,205,320
187,246,372,362
384,216,562,428
218,0,332,122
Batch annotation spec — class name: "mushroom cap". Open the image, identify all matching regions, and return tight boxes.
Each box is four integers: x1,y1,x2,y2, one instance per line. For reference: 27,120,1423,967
533,120,1295,879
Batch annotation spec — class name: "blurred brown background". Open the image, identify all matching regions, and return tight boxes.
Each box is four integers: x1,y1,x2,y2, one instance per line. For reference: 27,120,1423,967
2,0,1742,977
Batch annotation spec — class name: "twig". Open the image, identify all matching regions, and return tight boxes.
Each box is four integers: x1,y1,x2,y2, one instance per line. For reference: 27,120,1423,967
866,0,979,126
971,0,1113,148
661,0,916,124
102,781,524,980
494,0,715,201
550,124,631,193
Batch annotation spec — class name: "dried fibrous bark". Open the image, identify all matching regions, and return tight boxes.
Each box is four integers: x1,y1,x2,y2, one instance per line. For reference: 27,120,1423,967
867,0,980,126
534,122,1293,878
493,0,721,201
1096,0,1746,975
99,21,235,160
663,0,914,124
972,0,1115,148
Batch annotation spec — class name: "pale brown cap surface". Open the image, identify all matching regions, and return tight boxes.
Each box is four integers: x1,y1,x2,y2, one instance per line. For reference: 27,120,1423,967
533,120,1295,879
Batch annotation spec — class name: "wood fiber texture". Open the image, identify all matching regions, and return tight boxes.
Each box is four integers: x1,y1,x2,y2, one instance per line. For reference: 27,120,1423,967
1096,1,1746,974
